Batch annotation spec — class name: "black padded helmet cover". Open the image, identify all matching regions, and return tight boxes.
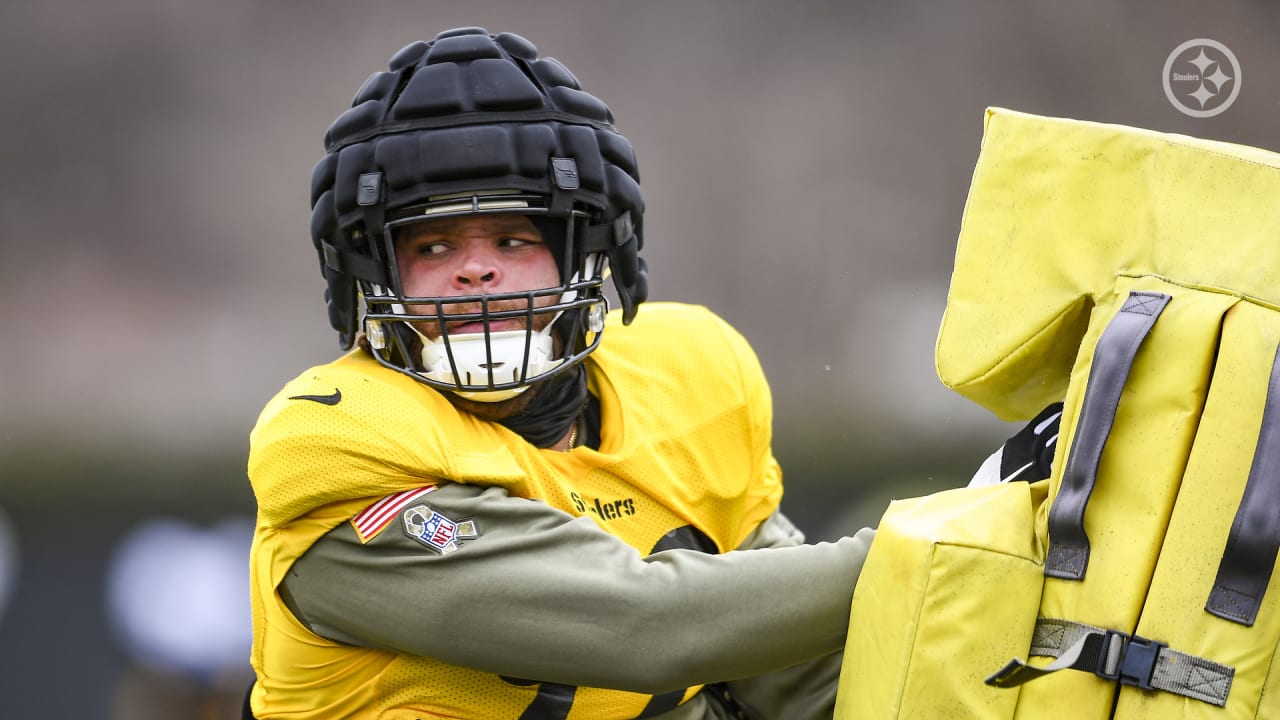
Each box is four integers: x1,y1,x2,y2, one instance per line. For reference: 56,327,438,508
309,27,647,349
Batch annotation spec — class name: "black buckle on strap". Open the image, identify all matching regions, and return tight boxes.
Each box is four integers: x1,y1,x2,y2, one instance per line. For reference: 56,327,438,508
1096,630,1165,691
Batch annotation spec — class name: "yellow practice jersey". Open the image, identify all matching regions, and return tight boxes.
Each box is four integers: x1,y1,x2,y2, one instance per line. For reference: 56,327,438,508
247,302,784,719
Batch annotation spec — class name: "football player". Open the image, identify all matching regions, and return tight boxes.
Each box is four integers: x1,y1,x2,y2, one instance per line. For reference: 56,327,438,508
246,27,876,720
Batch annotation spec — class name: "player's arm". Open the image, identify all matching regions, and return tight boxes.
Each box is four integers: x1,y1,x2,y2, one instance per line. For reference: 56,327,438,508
279,482,874,694
715,511,845,720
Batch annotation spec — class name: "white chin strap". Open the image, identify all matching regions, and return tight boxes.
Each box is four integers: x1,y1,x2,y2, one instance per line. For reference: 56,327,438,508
417,321,564,403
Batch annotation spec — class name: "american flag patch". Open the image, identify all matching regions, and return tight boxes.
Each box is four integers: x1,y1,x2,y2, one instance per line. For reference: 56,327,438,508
351,485,437,542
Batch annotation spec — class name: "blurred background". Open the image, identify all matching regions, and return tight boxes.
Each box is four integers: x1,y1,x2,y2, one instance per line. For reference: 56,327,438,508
2,0,1277,716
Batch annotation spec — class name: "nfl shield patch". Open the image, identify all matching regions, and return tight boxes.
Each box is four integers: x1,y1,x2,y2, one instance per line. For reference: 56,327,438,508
402,504,478,555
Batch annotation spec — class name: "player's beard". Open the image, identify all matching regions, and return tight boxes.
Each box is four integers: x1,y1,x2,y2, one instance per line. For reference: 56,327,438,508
444,381,544,421
413,297,554,341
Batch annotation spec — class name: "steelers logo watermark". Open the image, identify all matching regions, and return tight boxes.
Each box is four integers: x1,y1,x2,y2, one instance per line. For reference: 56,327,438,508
1162,39,1241,118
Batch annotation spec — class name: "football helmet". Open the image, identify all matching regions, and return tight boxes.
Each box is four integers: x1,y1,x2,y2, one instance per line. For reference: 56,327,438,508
309,27,647,400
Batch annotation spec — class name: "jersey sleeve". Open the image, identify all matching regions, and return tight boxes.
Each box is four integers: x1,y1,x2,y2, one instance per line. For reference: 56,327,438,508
280,482,874,695
720,511,851,720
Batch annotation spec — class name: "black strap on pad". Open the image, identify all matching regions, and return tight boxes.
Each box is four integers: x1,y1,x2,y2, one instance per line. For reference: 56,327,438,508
1206,340,1280,626
1045,291,1171,580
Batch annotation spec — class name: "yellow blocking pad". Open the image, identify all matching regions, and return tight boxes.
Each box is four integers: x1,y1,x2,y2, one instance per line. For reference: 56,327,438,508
838,109,1280,718
835,481,1047,719
937,108,1280,422
1118,301,1280,720
1013,279,1238,719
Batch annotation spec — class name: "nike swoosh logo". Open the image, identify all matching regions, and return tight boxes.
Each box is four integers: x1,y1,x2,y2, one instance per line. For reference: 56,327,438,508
288,388,342,406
